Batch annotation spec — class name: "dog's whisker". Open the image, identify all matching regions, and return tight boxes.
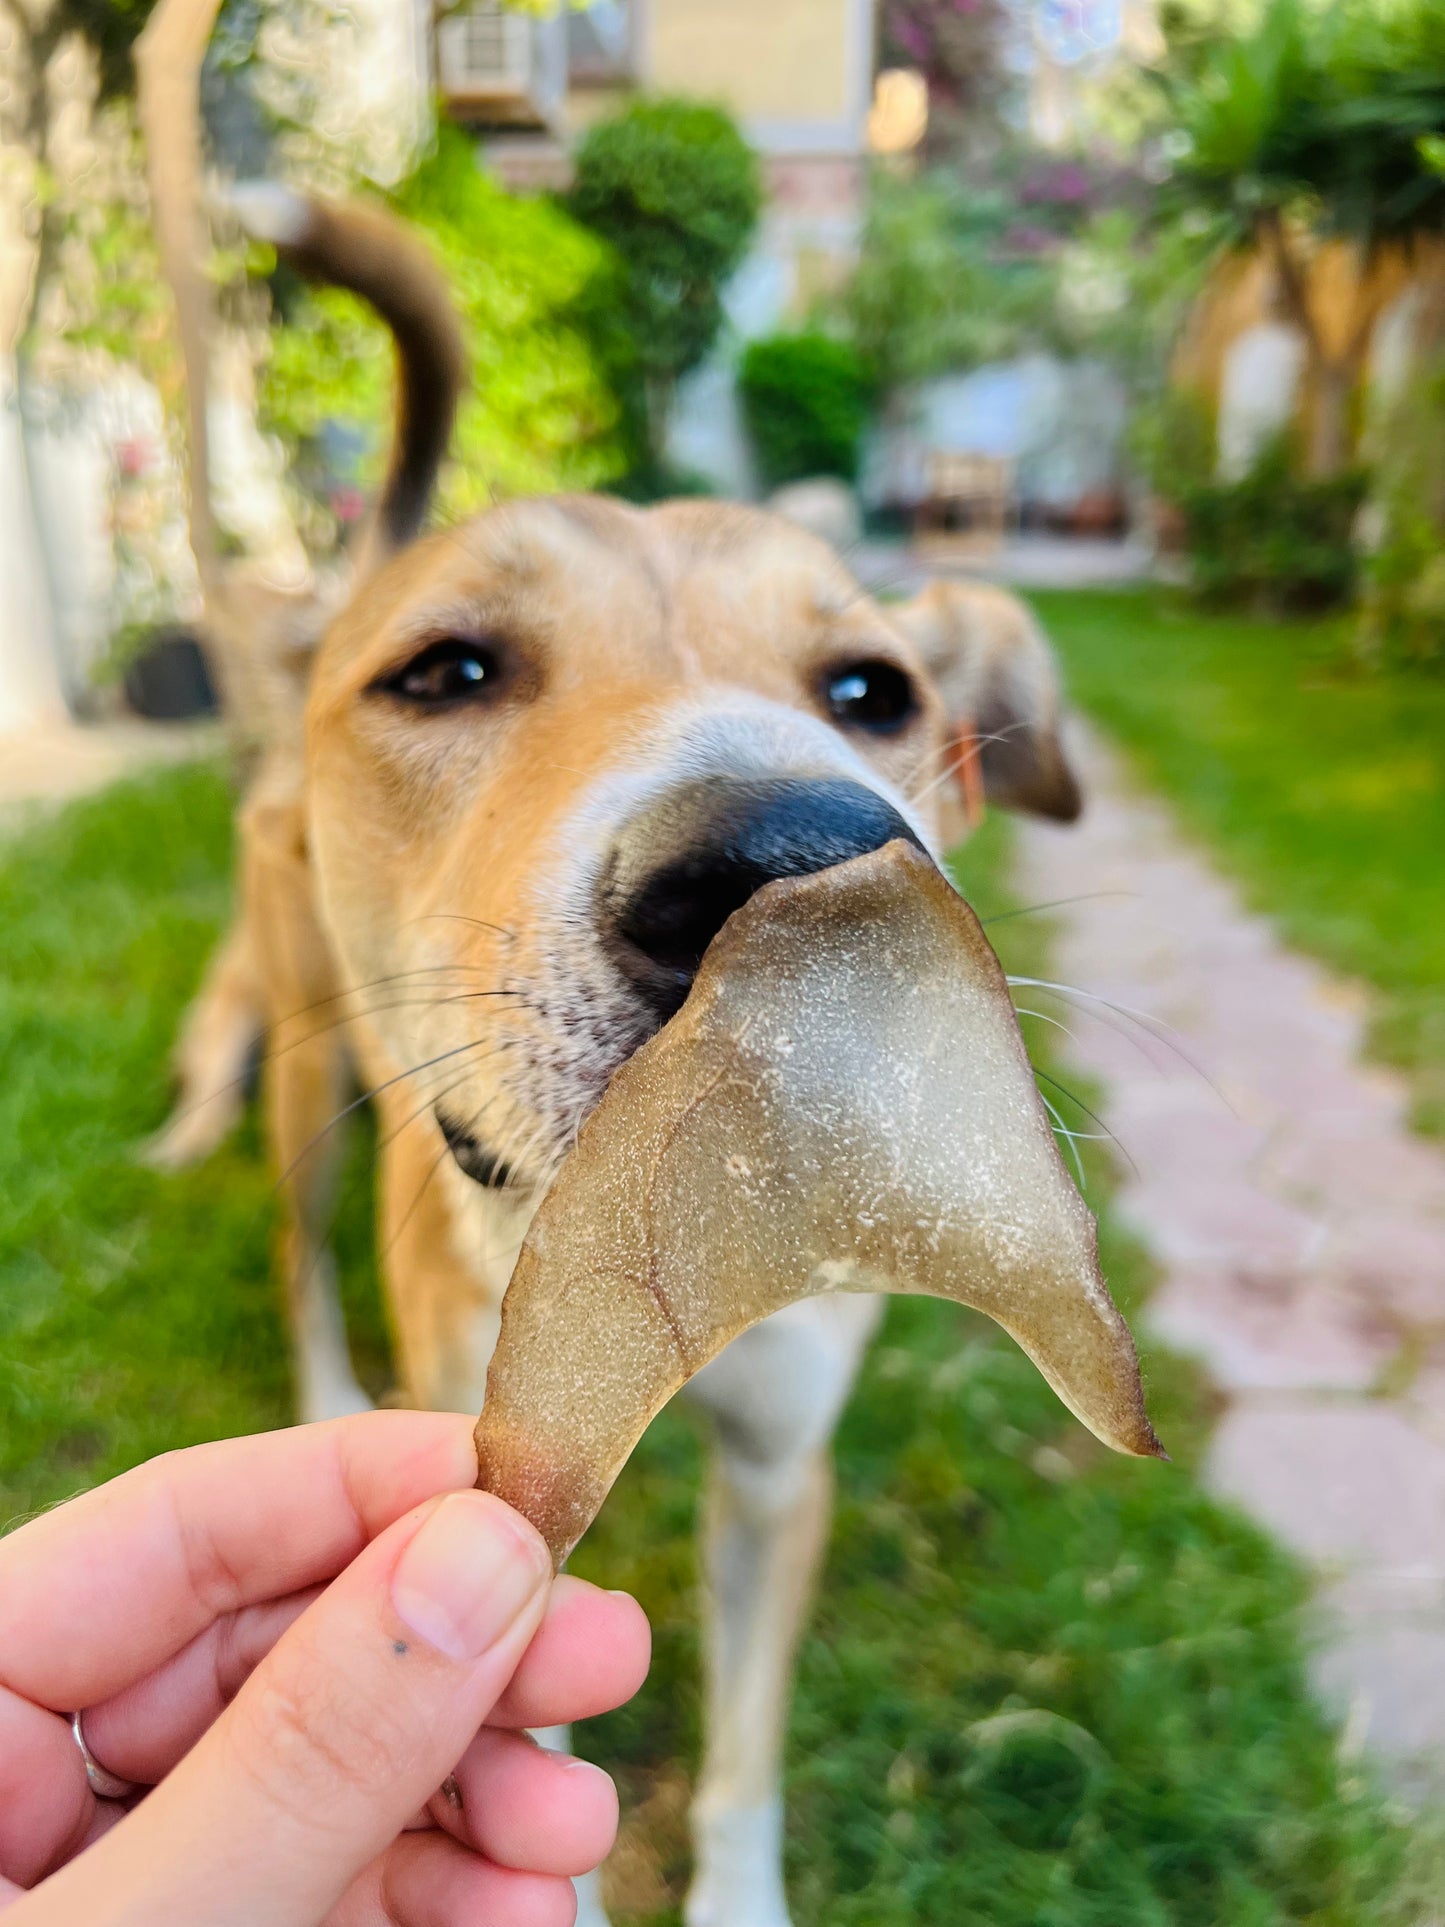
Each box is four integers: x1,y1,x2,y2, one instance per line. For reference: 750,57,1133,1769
381,1134,458,1269
269,980,525,1045
1007,976,1234,1113
403,913,517,941
1009,977,1168,1077
377,1084,512,1273
1031,1066,1138,1178
839,564,916,609
382,1056,507,1158
898,739,965,815
335,987,528,1030
1036,1089,1088,1190
984,891,1134,927
504,1112,567,1191
155,989,532,1142
1013,1005,1080,1046
271,1040,498,1200
277,1059,494,1356
903,726,1019,808
273,963,516,1028
905,762,961,811
274,1038,517,1268
237,968,518,1060
903,719,1035,809
900,741,943,801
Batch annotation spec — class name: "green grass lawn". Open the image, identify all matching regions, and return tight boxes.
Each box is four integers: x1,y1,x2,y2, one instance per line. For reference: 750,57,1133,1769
1032,589,1445,1136
0,764,1431,1923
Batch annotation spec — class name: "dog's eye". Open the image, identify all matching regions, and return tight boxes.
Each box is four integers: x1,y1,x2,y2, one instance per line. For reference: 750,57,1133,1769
381,638,504,707
824,659,918,733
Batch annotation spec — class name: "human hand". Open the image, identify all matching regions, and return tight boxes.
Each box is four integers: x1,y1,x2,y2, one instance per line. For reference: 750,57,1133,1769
0,1412,650,1925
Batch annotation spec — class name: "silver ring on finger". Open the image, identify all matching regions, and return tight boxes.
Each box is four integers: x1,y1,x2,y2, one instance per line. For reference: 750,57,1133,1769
70,1710,141,1801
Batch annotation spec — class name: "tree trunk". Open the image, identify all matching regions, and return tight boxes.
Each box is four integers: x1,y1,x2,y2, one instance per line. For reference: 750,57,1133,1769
134,0,228,602
1307,356,1354,480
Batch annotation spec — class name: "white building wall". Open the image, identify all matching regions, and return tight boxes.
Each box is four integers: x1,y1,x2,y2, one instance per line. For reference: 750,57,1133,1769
0,365,70,735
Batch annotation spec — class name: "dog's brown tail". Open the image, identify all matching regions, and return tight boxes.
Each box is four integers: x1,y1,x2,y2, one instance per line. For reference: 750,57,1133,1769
232,183,467,566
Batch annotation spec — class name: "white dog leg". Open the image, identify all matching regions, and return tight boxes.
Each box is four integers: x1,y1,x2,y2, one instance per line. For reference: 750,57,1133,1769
293,1247,372,1421
680,1298,881,1927
685,1445,831,1927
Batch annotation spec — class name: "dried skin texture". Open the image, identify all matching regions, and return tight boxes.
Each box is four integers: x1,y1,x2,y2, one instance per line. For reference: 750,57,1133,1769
475,841,1162,1565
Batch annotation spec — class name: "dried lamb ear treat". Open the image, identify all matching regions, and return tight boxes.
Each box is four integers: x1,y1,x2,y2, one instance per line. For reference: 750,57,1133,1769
475,839,1163,1565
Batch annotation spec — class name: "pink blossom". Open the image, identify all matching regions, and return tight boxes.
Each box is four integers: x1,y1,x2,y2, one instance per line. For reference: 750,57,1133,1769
889,14,931,59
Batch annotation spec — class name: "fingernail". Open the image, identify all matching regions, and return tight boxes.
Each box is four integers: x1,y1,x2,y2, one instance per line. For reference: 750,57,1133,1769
559,1755,616,1793
391,1491,550,1661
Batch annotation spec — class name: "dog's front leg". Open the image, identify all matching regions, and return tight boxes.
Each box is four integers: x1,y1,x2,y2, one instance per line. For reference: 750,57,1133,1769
681,1297,882,1927
248,796,370,1423
688,1444,831,1927
144,905,262,1170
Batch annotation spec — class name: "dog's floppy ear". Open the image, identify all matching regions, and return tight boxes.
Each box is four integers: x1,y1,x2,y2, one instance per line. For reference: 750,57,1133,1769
232,185,467,576
892,580,1083,835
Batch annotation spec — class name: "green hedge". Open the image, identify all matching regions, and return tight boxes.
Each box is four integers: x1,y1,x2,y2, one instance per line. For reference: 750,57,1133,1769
566,96,761,478
738,331,871,491
1176,441,1366,615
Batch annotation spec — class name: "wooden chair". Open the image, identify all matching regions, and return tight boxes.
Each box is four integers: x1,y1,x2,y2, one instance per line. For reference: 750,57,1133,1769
914,451,1017,554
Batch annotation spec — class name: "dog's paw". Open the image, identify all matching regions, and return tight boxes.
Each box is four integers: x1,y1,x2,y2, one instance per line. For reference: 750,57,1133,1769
139,1098,241,1172
686,1801,793,1927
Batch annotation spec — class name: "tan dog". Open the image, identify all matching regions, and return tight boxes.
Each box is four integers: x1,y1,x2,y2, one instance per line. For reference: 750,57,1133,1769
154,193,1084,1926
891,576,1083,842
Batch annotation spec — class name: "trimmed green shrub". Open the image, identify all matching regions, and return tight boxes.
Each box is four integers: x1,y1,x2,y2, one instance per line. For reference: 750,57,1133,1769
565,96,761,474
738,332,871,490
1176,440,1366,615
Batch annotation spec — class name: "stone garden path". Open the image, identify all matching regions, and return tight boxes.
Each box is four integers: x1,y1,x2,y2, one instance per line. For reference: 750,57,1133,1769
0,717,217,818
1016,728,1445,1785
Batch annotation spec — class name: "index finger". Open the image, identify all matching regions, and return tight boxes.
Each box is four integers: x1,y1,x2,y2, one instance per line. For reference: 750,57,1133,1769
0,1410,478,1710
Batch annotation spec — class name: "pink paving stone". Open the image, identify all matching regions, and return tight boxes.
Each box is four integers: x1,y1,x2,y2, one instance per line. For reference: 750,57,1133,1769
1121,1176,1322,1273
1263,1132,1441,1206
1411,1372,1445,1452
1328,1220,1445,1321
1311,1614,1445,1761
1015,724,1445,1763
1150,1273,1394,1394
1205,1401,1445,1574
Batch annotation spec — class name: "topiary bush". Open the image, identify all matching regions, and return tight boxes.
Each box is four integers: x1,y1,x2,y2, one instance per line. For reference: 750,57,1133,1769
258,120,625,546
738,332,872,490
564,95,761,477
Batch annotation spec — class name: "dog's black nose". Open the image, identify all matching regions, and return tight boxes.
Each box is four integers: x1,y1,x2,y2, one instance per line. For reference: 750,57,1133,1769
600,777,925,1018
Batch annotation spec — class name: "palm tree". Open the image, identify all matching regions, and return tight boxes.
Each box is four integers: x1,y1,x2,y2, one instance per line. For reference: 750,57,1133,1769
1162,0,1445,476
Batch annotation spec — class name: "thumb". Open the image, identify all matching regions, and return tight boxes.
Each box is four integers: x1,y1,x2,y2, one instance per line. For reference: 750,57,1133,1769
33,1490,552,1927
